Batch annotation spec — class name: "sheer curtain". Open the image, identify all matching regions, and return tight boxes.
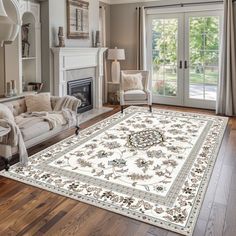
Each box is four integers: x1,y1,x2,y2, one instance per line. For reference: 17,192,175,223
137,6,147,70
217,0,236,116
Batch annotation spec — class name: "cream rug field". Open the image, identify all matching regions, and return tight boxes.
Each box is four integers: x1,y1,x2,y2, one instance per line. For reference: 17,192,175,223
0,107,228,235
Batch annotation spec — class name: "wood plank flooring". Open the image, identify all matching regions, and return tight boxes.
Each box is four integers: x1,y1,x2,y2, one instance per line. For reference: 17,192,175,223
0,105,235,236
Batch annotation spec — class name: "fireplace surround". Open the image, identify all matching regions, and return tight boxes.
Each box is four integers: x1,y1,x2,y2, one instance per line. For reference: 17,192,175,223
52,47,107,109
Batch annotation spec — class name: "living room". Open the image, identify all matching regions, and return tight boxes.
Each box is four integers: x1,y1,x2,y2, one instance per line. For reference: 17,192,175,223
0,0,235,235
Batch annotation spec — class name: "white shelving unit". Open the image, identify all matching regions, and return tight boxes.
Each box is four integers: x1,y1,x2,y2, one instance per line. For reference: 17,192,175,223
4,0,41,95
20,0,41,92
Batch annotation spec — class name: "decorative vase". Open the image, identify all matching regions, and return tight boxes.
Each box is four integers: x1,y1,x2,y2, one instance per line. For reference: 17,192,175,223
95,30,101,47
58,26,65,47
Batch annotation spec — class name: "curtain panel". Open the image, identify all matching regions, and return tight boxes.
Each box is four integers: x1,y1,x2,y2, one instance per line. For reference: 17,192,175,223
137,7,147,70
217,0,236,116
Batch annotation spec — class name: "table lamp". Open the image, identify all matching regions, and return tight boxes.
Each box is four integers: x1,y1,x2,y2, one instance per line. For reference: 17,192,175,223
108,47,125,83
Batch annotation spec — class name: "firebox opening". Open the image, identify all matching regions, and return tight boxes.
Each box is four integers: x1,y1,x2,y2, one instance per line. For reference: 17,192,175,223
67,78,93,113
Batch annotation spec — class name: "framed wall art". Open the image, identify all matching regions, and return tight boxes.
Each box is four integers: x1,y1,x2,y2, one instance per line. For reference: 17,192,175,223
67,0,89,39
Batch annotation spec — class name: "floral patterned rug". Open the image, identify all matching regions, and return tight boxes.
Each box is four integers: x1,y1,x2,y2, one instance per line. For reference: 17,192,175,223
0,107,228,235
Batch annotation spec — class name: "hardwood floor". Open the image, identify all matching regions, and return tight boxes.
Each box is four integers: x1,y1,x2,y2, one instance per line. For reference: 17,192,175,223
0,105,235,236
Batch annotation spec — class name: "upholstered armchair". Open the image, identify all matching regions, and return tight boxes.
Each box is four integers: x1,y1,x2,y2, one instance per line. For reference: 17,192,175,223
120,70,152,113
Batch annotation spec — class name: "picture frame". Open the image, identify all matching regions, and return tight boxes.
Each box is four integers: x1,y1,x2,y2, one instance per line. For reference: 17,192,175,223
67,0,89,39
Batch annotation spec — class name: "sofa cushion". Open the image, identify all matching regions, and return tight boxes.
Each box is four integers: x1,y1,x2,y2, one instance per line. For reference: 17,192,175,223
124,90,147,101
25,93,52,112
19,120,51,141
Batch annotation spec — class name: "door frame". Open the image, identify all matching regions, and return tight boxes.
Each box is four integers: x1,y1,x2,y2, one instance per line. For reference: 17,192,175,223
146,13,184,106
146,4,223,109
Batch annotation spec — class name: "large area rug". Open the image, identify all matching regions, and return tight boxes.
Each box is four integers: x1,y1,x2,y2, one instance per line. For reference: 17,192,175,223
0,107,228,235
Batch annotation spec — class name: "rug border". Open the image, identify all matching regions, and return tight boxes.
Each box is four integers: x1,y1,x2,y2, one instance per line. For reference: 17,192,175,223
186,116,229,235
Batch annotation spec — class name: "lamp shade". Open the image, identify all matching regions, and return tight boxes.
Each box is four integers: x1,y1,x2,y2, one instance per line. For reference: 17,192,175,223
108,47,125,61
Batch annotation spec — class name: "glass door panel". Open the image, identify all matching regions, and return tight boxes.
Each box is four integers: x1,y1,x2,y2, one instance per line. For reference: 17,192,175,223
149,14,183,105
186,14,221,108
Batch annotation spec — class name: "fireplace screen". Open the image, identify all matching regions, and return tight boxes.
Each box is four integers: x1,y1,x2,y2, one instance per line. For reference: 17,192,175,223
67,78,93,113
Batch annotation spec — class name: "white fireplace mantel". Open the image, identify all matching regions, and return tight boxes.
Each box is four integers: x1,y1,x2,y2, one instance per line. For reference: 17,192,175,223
51,47,107,109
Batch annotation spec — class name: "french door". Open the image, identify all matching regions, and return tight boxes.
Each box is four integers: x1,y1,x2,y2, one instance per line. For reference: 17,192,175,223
147,9,223,109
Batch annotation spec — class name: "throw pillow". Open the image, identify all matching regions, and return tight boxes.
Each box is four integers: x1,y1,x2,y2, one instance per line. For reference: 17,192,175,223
25,93,52,112
123,73,144,91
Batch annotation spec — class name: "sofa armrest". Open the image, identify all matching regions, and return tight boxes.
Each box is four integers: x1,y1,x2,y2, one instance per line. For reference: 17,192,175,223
51,96,81,113
71,98,82,113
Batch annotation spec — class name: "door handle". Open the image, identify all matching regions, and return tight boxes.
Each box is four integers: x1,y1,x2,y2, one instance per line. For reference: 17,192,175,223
179,61,183,69
184,61,188,69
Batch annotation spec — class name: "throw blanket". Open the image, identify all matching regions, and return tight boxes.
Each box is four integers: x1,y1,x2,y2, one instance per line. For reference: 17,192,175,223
0,104,28,166
16,109,76,130
16,112,67,130
16,96,81,130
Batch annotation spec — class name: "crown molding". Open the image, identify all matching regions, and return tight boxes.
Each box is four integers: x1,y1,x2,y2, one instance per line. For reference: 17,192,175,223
100,0,160,5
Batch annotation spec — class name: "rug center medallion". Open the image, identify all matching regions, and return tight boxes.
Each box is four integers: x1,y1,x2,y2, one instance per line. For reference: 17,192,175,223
128,129,164,149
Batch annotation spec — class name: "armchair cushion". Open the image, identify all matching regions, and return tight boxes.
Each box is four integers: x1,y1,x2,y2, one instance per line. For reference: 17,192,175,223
25,93,52,112
123,73,144,91
124,90,147,101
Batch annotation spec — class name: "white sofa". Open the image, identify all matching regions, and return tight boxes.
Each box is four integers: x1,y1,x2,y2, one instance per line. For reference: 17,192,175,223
0,96,81,170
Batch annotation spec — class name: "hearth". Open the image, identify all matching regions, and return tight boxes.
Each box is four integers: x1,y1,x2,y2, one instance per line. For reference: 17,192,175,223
67,78,93,113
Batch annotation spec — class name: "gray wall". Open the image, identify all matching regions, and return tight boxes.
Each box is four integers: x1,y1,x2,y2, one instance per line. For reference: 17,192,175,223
49,0,99,48
110,3,138,70
40,0,101,93
110,0,224,71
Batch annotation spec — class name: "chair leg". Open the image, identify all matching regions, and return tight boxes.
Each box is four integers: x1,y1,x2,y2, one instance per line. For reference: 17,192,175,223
121,106,124,114
75,125,80,136
149,105,152,113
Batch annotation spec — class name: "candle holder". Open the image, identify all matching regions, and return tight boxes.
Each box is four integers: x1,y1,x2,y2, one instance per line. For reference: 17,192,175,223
57,26,65,47
11,80,17,96
95,30,101,48
5,82,13,97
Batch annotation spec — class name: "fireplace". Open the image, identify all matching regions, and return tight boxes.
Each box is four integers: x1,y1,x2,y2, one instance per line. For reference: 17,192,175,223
67,78,93,113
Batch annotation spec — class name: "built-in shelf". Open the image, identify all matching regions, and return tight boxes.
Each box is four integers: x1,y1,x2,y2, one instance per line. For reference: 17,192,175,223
0,91,37,103
22,57,36,61
107,81,120,85
20,1,41,91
